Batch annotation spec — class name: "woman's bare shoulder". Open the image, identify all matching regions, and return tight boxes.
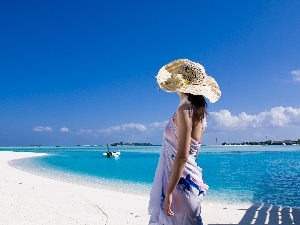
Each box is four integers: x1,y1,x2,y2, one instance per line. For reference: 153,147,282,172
176,104,192,126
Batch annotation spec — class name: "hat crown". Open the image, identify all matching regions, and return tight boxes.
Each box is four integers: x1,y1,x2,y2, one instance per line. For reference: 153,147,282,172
165,59,205,85
156,59,221,103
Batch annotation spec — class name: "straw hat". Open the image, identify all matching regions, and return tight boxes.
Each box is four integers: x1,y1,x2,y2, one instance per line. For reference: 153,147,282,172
156,59,221,103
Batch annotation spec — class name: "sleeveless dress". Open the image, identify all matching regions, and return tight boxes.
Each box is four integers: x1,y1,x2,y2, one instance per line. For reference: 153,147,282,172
148,97,209,225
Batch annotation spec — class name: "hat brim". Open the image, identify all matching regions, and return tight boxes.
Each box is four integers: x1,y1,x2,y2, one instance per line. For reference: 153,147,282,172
158,75,221,103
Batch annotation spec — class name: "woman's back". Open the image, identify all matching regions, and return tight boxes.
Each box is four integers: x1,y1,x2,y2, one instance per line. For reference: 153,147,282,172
174,97,206,143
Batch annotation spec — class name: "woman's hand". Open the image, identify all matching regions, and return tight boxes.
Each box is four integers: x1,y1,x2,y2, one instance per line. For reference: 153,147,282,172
163,193,174,216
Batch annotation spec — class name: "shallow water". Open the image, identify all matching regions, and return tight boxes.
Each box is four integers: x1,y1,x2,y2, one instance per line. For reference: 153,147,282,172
3,145,300,207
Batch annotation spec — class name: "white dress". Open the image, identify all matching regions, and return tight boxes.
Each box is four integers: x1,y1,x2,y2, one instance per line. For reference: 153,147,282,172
148,97,208,225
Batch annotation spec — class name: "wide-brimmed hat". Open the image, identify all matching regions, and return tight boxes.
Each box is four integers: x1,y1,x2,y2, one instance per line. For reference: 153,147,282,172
156,59,221,103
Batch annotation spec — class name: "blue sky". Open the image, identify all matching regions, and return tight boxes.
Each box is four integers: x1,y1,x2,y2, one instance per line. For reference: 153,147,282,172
0,0,299,146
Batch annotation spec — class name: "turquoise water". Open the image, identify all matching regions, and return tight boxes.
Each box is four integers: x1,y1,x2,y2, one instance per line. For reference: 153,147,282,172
2,145,300,207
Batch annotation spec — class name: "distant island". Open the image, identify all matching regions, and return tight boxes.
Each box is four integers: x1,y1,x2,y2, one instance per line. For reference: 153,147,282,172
221,139,300,146
110,141,153,146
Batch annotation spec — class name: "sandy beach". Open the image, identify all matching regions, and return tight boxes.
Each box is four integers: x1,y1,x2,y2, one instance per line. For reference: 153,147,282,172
0,151,299,225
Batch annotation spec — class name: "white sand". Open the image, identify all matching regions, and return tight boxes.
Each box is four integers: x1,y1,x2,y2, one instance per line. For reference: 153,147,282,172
1,151,297,225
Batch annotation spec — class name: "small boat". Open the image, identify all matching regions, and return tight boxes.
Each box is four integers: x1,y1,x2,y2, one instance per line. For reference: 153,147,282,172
103,151,121,158
103,144,121,158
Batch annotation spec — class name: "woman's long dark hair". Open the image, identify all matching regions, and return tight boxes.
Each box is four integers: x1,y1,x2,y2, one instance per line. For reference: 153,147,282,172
186,93,207,126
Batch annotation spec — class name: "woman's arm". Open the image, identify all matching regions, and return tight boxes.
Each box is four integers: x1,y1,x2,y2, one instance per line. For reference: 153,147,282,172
163,105,192,216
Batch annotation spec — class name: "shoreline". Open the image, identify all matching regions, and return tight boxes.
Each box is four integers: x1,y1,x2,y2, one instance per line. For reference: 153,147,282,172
1,151,299,225
0,151,150,225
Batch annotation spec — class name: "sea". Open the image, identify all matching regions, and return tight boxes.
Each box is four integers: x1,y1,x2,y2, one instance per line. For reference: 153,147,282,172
1,145,300,208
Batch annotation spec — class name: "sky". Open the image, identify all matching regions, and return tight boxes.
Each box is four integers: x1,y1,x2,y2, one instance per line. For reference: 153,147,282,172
0,0,300,146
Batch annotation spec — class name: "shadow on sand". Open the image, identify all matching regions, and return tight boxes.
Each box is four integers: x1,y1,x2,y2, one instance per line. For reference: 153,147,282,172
208,203,300,225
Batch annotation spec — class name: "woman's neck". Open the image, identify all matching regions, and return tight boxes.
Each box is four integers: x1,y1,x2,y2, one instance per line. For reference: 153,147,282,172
178,92,188,100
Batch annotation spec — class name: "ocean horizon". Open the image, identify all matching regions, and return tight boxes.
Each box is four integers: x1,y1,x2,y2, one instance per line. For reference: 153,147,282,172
2,145,300,208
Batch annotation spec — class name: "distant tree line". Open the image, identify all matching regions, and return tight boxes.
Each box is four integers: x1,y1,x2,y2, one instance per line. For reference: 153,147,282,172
110,141,152,146
222,139,300,146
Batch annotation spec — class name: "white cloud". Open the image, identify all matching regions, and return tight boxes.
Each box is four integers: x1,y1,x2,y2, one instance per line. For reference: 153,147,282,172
33,126,53,132
79,129,94,134
149,121,168,129
60,127,71,133
122,123,147,131
71,106,300,144
209,106,300,130
97,123,147,134
290,70,300,82
77,129,99,137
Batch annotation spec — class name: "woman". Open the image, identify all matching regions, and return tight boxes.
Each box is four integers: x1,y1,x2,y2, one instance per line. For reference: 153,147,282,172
148,59,221,225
